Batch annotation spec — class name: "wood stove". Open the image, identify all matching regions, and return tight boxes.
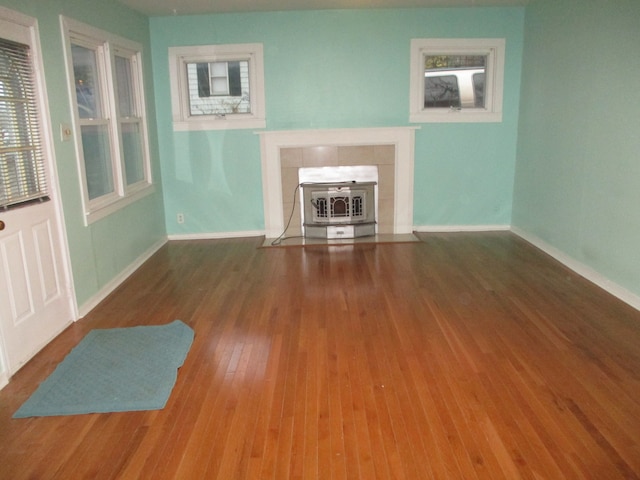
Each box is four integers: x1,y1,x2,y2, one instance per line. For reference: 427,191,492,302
301,181,376,239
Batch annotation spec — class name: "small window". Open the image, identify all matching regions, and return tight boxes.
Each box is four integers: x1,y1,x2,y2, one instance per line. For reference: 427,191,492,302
0,37,48,209
61,17,153,224
169,43,265,131
410,39,505,123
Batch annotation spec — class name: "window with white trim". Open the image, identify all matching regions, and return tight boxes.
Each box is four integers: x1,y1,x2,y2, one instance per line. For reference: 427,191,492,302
410,38,505,123
61,17,152,224
168,43,265,131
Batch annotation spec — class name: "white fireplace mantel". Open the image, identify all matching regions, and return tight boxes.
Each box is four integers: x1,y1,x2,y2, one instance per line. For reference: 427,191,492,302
257,126,418,238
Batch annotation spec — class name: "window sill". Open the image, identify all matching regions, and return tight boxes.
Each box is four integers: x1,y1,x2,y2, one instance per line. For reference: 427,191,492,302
172,116,266,132
410,110,502,124
84,184,155,226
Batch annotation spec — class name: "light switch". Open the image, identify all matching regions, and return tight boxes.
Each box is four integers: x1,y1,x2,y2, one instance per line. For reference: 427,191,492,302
60,123,73,142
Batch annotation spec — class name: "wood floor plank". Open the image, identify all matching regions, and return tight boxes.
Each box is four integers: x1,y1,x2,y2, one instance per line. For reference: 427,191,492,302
2,233,640,479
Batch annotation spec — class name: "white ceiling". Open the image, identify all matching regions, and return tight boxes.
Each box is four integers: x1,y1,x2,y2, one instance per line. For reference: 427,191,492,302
117,0,528,17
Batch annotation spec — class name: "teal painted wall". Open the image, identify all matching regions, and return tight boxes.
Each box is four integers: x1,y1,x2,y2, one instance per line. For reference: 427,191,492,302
0,0,166,308
150,8,524,235
513,0,640,297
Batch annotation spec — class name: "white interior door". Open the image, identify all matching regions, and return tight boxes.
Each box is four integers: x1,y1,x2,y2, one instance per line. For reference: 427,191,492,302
0,202,74,376
0,9,76,381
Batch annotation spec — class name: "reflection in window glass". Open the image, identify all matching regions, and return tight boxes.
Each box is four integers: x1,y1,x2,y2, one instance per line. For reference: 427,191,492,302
472,72,485,108
80,124,113,199
424,54,487,110
121,122,144,185
114,54,145,187
115,56,135,117
425,75,460,108
71,45,101,119
425,54,486,70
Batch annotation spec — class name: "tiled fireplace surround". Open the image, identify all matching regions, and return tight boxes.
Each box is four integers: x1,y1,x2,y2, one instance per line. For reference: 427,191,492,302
282,145,393,235
258,127,417,239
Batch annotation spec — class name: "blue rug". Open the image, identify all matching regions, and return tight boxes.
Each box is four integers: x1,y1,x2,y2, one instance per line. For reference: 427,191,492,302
13,320,194,418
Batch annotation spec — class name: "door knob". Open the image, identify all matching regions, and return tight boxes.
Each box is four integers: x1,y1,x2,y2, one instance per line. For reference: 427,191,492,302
0,220,5,231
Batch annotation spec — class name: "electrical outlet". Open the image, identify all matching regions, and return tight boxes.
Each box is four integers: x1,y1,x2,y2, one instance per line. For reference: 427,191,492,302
177,213,184,224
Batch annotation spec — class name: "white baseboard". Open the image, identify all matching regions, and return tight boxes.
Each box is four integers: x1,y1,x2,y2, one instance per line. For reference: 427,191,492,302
167,230,265,241
77,237,168,318
512,227,640,312
414,224,510,233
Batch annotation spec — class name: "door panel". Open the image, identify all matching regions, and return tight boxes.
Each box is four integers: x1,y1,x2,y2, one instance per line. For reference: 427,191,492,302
1,231,34,322
0,203,73,374
33,219,60,303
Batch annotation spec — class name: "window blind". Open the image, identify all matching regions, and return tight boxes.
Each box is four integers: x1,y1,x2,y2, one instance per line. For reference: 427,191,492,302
0,37,48,209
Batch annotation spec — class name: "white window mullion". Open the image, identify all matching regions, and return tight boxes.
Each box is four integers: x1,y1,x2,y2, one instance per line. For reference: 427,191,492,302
103,42,125,198
131,53,152,189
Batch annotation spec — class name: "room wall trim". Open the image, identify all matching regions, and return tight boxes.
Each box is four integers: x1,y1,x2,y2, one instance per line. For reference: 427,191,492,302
512,227,640,312
167,230,265,241
415,224,510,232
77,237,168,318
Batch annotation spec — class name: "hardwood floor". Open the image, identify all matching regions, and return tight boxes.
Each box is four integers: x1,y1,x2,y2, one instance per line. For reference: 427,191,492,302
1,232,640,479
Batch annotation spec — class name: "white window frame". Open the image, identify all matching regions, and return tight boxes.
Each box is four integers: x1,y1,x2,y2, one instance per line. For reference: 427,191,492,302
409,38,505,123
60,16,153,225
168,43,266,131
